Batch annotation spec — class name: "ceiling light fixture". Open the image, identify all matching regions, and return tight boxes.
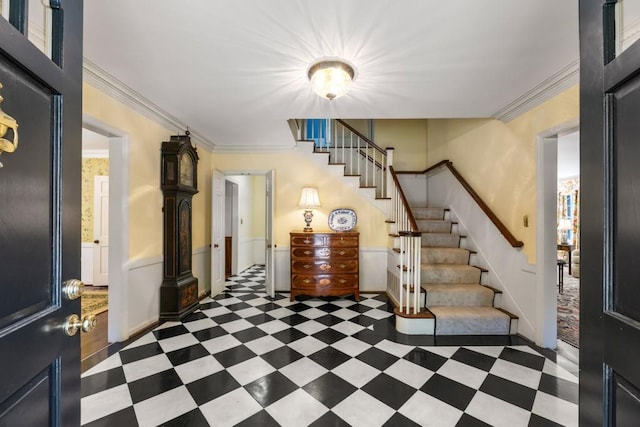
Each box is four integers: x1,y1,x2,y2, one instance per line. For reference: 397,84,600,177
308,59,355,100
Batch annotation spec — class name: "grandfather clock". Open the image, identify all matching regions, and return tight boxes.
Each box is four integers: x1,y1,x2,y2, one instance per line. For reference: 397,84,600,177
160,132,199,321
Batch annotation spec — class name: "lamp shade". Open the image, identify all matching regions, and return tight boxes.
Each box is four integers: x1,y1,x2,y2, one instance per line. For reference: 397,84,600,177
558,219,573,230
308,60,355,100
298,187,321,208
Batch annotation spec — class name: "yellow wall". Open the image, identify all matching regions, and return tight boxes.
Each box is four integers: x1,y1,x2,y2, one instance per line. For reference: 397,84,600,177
212,150,388,248
83,83,213,260
426,85,579,262
81,158,109,242
375,119,428,171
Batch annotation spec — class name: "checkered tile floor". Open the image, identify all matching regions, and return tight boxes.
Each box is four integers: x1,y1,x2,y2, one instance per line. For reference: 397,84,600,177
81,265,578,426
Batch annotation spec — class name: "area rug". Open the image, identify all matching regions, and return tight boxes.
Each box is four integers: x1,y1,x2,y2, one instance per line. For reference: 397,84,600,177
557,266,579,348
82,288,108,317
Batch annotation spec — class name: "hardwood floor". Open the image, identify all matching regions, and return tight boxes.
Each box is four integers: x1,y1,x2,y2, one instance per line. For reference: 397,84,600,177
81,311,108,360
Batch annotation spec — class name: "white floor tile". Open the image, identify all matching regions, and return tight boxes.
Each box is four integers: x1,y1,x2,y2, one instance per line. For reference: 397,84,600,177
398,390,462,427
532,391,579,427
244,335,283,355
266,389,328,427
375,339,414,357
437,359,489,389
174,355,224,384
157,333,199,353
287,336,326,356
219,318,254,334
201,306,231,317
331,336,371,357
465,391,531,427
200,334,241,354
257,319,290,334
200,388,262,426
265,307,296,319
297,307,328,319
331,308,361,320
294,320,327,335
363,308,393,320
183,317,217,332
81,384,133,425
330,320,365,336
331,359,381,388
227,356,276,385
82,353,123,377
384,359,433,389
489,359,542,390
279,357,328,387
122,354,173,382
133,386,197,427
332,389,395,427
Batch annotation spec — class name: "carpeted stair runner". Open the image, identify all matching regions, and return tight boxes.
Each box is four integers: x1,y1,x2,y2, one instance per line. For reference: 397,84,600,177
412,206,515,335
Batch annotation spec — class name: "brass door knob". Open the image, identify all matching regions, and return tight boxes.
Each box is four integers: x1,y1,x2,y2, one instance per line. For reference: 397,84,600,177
94,239,100,244
64,314,97,336
62,279,84,300
213,243,219,248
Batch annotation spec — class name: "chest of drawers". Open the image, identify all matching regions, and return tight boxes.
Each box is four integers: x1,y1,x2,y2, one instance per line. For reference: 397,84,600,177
290,231,360,301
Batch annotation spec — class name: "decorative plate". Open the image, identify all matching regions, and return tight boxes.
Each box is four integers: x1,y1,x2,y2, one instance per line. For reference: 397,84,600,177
328,208,357,231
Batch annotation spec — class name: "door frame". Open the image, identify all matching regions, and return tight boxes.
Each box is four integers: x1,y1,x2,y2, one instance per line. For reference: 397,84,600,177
83,115,130,342
218,169,275,295
535,118,579,348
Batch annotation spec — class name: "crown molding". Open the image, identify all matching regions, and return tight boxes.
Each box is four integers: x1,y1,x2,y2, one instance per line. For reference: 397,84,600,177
492,59,579,123
212,143,296,154
83,59,216,150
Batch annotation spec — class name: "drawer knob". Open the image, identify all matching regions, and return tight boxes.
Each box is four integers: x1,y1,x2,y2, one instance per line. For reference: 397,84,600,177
338,251,346,255
303,239,311,244
303,279,311,284
339,264,346,269
304,264,311,269
304,250,312,255
339,279,347,284
320,264,331,271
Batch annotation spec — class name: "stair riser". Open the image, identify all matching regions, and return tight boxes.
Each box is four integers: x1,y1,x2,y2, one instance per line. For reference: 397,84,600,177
421,248,469,265
422,234,460,247
417,220,451,233
425,288,493,307
412,208,444,220
435,317,511,335
421,267,481,284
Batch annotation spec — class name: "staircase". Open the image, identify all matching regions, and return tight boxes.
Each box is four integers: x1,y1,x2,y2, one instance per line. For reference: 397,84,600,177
292,118,519,337
409,206,517,335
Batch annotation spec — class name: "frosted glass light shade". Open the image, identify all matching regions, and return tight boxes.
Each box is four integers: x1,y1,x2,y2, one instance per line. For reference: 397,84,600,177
298,187,321,208
308,60,355,100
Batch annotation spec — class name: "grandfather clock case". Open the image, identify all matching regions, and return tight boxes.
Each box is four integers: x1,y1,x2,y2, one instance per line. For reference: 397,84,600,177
160,134,199,321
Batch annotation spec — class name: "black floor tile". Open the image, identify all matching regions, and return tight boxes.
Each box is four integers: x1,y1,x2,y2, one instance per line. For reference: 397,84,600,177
128,369,183,404
403,348,448,372
186,370,241,405
81,367,127,398
479,374,537,411
119,342,164,364
182,311,208,322
213,345,256,368
225,301,252,311
455,413,493,427
192,326,228,342
161,408,210,427
309,410,351,427
420,374,476,411
302,372,357,408
317,303,342,313
210,312,242,324
253,302,281,312
361,373,416,410
308,347,351,370
356,347,399,371
198,301,222,310
153,324,190,340
261,346,303,369
382,412,422,426
279,313,310,326
452,348,497,372
272,328,307,344
165,344,209,366
499,347,545,371
315,314,345,327
234,409,281,427
84,407,137,427
351,329,385,346
312,328,347,345
537,373,579,404
245,313,276,326
244,371,298,407
527,414,565,426
232,327,267,343
236,293,262,301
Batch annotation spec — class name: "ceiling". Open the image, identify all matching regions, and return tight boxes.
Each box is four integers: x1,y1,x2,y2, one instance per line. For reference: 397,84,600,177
83,1,579,151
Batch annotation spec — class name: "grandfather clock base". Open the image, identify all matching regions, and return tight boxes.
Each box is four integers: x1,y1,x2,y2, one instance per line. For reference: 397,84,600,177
159,277,199,321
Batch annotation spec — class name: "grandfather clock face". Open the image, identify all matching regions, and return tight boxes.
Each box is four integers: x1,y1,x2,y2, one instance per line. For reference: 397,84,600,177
179,153,194,187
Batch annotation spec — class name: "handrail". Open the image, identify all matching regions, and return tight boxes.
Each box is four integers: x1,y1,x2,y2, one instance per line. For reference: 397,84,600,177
336,119,386,155
389,166,419,231
395,159,450,175
407,160,523,248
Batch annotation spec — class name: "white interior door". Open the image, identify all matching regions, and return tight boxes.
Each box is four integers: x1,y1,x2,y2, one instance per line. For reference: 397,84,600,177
211,170,226,295
93,175,109,286
265,170,275,298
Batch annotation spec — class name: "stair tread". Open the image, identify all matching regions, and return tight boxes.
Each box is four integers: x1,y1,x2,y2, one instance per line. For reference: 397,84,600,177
429,306,513,318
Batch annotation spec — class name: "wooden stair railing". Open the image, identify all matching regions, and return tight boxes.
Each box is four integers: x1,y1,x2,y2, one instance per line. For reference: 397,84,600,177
398,160,524,248
389,166,419,232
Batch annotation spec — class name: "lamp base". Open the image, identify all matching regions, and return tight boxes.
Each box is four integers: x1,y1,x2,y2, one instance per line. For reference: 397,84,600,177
303,226,313,232
303,209,314,233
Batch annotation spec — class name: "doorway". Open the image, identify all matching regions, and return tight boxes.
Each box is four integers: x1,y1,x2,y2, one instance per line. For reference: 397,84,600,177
82,116,131,347
212,170,275,298
535,119,579,355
